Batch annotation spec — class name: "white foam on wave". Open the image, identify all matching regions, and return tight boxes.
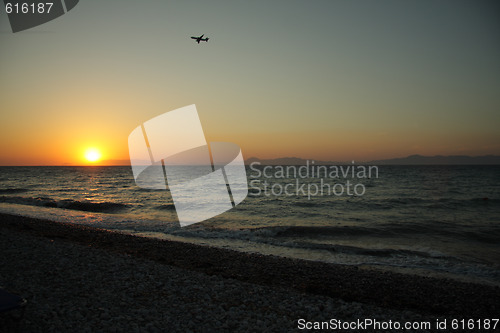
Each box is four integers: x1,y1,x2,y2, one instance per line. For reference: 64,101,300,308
0,202,178,230
2,202,499,286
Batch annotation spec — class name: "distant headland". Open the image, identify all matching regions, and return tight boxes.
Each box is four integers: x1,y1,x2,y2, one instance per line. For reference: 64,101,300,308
245,154,500,165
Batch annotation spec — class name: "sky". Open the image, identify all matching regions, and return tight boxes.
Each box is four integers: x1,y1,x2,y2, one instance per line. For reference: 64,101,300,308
1,0,499,165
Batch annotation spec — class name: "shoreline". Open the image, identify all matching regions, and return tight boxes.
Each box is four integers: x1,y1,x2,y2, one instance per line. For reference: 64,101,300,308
1,212,499,320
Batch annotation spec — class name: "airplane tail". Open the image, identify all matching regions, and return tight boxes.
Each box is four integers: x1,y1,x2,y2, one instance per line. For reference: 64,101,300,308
206,38,209,42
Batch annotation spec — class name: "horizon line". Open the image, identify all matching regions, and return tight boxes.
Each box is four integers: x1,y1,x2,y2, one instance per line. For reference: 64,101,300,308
1,154,499,167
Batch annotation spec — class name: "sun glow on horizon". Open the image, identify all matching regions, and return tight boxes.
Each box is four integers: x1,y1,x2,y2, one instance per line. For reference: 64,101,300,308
84,148,102,163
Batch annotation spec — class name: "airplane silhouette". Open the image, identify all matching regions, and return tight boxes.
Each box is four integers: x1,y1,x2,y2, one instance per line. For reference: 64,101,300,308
191,34,209,44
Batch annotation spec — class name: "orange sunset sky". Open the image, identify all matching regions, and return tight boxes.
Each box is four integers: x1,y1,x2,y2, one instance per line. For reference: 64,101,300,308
1,0,499,165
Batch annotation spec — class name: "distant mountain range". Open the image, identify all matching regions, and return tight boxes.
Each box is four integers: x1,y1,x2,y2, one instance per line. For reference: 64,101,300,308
245,155,500,165
100,154,500,166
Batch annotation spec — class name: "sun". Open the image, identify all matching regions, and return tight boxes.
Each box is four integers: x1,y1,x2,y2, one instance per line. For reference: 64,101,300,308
84,148,102,163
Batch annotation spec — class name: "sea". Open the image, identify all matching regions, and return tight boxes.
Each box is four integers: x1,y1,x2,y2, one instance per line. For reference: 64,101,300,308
1,164,499,286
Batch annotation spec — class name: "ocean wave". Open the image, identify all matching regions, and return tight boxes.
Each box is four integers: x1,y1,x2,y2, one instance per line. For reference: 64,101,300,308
0,188,29,194
58,199,130,213
278,240,451,259
0,196,129,213
343,197,500,211
155,204,176,211
169,225,455,261
184,223,500,251
470,197,499,204
270,225,387,237
274,223,500,245
291,201,323,208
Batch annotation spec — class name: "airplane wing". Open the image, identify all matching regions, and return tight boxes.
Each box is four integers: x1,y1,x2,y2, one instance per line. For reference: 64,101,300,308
190,35,205,43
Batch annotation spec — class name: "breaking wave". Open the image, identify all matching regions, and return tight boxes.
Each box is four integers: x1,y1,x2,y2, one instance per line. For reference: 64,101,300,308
0,196,129,213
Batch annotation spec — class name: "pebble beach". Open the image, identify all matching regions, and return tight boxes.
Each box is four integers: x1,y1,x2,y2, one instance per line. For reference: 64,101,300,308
1,213,499,332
